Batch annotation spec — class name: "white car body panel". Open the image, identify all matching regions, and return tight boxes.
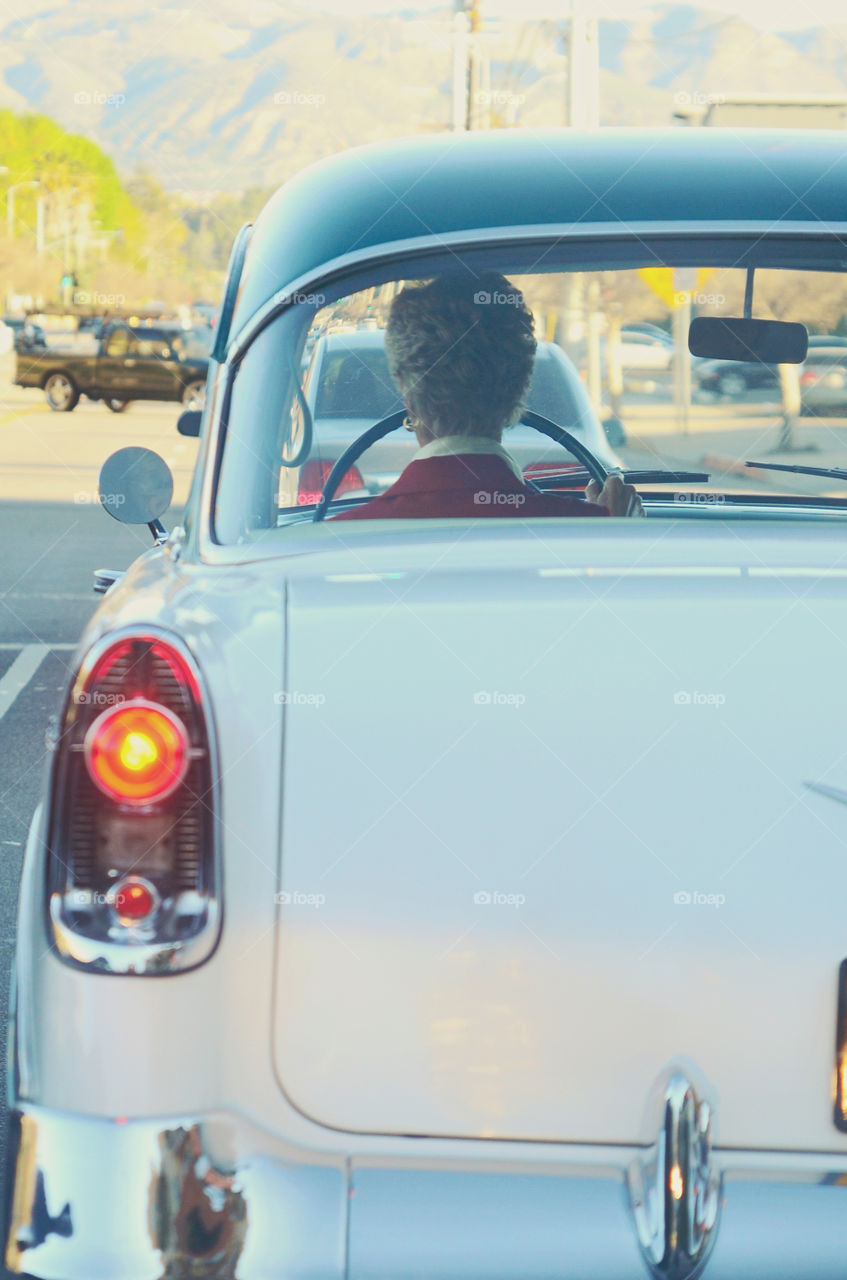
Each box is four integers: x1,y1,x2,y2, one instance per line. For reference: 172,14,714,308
271,525,847,1150
17,526,847,1156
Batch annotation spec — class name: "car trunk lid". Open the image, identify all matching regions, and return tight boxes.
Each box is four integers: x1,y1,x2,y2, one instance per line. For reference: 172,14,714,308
273,543,847,1149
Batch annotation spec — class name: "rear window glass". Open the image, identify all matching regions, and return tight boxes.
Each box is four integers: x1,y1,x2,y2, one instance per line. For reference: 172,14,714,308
313,348,403,419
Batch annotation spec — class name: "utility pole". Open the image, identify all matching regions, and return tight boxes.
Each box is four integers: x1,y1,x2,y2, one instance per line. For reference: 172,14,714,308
453,0,486,131
465,2,484,130
567,0,599,129
561,0,601,400
36,195,46,255
7,179,39,240
452,8,470,131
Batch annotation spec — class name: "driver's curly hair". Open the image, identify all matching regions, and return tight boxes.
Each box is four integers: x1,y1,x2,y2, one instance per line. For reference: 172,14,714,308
385,272,537,438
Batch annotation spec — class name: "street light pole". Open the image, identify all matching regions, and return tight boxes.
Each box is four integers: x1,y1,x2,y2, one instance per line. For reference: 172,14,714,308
36,195,46,255
7,180,40,239
452,9,470,132
567,0,599,129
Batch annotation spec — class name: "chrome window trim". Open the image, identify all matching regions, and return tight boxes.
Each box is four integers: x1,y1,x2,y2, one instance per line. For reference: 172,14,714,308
227,220,847,363
45,626,224,976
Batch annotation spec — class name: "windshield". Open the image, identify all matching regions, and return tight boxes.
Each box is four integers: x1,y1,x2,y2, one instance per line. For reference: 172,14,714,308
214,250,847,545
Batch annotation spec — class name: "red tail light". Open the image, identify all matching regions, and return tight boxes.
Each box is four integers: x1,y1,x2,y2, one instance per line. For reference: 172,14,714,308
297,458,365,505
800,370,819,385
85,701,188,804
523,461,584,489
47,632,220,974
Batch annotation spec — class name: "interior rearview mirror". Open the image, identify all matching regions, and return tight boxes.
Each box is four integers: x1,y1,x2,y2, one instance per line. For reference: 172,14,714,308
98,447,173,525
689,317,808,364
177,410,202,437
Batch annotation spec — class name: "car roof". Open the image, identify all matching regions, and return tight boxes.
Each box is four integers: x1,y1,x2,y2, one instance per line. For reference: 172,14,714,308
231,128,847,335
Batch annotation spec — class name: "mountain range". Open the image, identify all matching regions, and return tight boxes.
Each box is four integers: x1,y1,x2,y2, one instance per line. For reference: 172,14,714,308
1,1,845,192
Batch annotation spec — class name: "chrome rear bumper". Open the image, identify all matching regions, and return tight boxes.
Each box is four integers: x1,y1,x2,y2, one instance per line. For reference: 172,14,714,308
7,1103,847,1279
3,1106,346,1279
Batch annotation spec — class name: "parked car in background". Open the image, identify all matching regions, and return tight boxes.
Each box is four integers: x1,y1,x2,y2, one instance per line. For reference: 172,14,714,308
14,319,209,412
695,356,780,398
621,322,674,347
617,327,674,370
14,318,48,353
807,334,847,349
800,346,847,415
296,330,623,502
171,324,215,359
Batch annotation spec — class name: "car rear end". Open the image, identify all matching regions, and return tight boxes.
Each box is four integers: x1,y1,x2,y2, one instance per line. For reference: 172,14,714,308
9,522,847,1279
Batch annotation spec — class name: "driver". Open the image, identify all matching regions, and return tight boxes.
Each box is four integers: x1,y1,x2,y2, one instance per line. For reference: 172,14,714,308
332,272,642,520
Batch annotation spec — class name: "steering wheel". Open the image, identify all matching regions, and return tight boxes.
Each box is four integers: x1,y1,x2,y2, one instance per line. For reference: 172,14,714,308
313,409,610,522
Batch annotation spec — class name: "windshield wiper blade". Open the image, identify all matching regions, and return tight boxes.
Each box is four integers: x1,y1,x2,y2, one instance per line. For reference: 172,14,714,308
745,460,847,482
528,469,711,490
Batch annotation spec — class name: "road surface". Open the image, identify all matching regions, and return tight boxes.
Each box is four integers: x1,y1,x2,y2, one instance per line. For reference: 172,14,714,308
0,371,197,1272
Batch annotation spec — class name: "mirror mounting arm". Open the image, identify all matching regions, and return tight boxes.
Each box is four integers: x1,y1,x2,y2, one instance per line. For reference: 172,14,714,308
148,518,169,546
744,267,754,319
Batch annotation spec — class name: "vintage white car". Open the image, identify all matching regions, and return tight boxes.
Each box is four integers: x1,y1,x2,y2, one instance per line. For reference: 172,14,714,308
6,128,847,1280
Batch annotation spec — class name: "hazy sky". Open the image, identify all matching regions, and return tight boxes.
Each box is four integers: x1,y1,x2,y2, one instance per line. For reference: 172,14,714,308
311,0,847,32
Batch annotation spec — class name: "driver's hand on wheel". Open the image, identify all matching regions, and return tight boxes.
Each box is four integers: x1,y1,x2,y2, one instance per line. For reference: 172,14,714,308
585,475,644,518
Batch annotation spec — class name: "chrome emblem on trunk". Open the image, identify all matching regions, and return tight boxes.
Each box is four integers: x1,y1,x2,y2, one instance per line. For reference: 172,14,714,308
627,1069,722,1280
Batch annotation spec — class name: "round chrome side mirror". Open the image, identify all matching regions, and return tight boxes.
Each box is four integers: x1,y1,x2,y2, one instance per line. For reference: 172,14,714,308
98,447,173,526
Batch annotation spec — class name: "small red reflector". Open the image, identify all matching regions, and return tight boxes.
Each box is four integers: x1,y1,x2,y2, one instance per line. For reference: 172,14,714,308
298,459,365,504
112,877,157,922
84,700,188,804
523,462,582,478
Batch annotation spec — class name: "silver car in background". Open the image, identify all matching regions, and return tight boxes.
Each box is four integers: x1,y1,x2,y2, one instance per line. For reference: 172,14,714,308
296,329,622,501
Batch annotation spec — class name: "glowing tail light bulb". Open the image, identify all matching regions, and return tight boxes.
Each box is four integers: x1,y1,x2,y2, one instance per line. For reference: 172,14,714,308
112,877,159,923
84,700,188,804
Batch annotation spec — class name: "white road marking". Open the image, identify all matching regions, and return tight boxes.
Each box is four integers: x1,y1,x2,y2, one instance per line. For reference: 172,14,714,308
0,644,49,723
0,642,75,650
0,592,90,601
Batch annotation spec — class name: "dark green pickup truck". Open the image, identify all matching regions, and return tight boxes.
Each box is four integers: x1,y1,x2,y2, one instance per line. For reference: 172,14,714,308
14,321,210,413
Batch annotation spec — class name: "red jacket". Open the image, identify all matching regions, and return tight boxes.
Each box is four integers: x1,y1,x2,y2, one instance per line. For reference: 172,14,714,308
331,454,608,521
